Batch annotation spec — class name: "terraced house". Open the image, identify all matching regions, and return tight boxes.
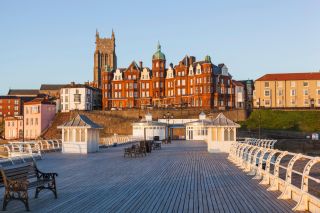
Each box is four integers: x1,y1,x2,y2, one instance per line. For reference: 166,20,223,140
253,72,320,108
98,31,235,110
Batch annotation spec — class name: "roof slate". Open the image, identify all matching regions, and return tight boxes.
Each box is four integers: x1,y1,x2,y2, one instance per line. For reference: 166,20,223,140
210,113,240,127
256,72,320,81
40,84,66,90
58,114,102,129
8,89,39,96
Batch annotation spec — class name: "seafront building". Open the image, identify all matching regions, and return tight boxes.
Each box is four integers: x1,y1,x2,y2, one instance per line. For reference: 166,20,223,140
60,82,102,112
4,116,23,140
97,31,239,110
23,98,56,140
0,96,23,120
254,72,320,108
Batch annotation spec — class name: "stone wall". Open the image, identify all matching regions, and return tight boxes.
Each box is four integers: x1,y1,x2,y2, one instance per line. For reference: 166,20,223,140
43,109,247,139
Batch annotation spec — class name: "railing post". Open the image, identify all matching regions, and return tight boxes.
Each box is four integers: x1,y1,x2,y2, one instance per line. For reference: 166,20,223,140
293,157,320,211
260,149,279,185
268,151,288,191
278,154,302,200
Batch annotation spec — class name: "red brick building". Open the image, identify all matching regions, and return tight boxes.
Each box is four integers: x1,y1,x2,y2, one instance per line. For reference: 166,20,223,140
101,42,235,110
0,96,23,120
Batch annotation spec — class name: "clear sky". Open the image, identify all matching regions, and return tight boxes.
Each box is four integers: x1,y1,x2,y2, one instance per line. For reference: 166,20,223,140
0,0,319,94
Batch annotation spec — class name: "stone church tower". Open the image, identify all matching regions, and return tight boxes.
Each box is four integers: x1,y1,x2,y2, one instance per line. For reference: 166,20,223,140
93,29,117,88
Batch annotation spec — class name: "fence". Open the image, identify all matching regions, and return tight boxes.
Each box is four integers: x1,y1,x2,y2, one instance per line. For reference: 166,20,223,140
100,135,143,147
0,140,62,159
228,139,320,212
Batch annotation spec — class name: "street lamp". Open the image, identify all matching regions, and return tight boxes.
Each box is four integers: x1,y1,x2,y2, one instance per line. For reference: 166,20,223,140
163,112,173,141
258,98,261,139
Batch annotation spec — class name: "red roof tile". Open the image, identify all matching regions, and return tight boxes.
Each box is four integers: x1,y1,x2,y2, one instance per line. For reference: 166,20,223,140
256,72,320,81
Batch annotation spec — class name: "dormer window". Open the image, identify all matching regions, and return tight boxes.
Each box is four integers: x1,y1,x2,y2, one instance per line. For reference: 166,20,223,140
196,64,201,75
189,66,194,76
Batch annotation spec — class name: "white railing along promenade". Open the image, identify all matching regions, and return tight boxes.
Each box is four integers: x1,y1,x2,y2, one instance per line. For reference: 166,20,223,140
0,139,62,159
228,139,320,212
100,135,143,147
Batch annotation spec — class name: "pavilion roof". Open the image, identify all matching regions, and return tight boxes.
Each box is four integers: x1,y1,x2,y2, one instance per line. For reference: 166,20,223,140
58,114,102,129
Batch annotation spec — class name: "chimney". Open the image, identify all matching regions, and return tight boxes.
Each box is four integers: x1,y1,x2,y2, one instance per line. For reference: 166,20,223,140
139,61,143,69
71,82,75,86
189,56,196,64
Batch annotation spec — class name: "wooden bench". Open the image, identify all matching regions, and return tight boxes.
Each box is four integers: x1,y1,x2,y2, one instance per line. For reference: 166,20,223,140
124,145,146,158
0,161,58,211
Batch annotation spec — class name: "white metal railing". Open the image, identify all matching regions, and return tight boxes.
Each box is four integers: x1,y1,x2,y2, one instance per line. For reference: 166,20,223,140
240,137,278,148
0,140,63,159
228,140,320,212
100,135,143,147
0,153,42,167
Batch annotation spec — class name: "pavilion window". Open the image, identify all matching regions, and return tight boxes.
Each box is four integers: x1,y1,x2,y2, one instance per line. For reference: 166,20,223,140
64,129,68,142
76,129,81,141
224,128,229,141
230,129,234,141
69,129,73,142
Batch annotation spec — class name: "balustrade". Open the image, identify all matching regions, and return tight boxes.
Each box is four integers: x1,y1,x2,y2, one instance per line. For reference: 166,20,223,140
229,140,320,212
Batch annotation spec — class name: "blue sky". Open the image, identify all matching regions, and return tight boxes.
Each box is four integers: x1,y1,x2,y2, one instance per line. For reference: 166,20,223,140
0,0,319,94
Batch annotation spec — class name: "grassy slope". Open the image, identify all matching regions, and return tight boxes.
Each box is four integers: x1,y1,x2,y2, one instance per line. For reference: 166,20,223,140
241,110,320,132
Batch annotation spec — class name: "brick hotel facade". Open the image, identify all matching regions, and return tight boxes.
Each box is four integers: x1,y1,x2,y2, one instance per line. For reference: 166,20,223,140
95,31,235,110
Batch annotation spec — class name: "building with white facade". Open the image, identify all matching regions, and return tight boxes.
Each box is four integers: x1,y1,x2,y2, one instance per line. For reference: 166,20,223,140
60,82,101,112
58,114,102,154
132,113,167,140
233,80,245,108
185,112,211,140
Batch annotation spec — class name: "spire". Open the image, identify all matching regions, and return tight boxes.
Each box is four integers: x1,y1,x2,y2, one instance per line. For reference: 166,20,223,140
95,29,99,39
112,29,115,40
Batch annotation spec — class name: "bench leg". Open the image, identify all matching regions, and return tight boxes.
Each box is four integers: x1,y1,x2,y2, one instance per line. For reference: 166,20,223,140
25,199,30,211
2,191,9,211
3,189,29,211
35,180,58,199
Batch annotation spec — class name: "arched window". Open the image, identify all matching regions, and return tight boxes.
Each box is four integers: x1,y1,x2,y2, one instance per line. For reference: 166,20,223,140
64,129,68,142
76,129,81,142
230,129,234,141
224,128,229,141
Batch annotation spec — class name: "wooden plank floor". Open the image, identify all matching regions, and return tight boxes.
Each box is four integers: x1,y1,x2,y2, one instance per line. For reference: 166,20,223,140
4,141,298,213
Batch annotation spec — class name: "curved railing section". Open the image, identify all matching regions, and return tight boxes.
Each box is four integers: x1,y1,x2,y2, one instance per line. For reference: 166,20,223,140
228,140,320,212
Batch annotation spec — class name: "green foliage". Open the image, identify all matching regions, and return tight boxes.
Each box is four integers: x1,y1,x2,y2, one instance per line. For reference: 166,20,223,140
244,110,320,132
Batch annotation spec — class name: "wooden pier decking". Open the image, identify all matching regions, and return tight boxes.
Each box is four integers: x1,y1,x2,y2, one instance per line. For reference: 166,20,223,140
5,141,297,212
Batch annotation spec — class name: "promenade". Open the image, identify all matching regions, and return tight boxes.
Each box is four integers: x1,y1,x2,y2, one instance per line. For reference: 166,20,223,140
6,141,297,212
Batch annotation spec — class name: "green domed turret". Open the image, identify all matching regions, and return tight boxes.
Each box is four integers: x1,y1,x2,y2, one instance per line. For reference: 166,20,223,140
152,41,166,60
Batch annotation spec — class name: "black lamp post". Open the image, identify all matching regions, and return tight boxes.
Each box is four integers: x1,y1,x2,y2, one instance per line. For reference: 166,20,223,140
163,112,173,140
258,98,261,139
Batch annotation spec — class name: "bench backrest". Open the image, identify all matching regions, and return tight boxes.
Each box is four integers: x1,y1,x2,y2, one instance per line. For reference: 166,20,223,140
0,162,37,187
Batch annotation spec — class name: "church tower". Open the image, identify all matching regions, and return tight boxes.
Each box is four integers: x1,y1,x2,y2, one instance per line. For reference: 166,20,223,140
93,29,117,88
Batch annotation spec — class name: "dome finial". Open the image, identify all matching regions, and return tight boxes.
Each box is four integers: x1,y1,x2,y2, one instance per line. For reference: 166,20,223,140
157,41,161,51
